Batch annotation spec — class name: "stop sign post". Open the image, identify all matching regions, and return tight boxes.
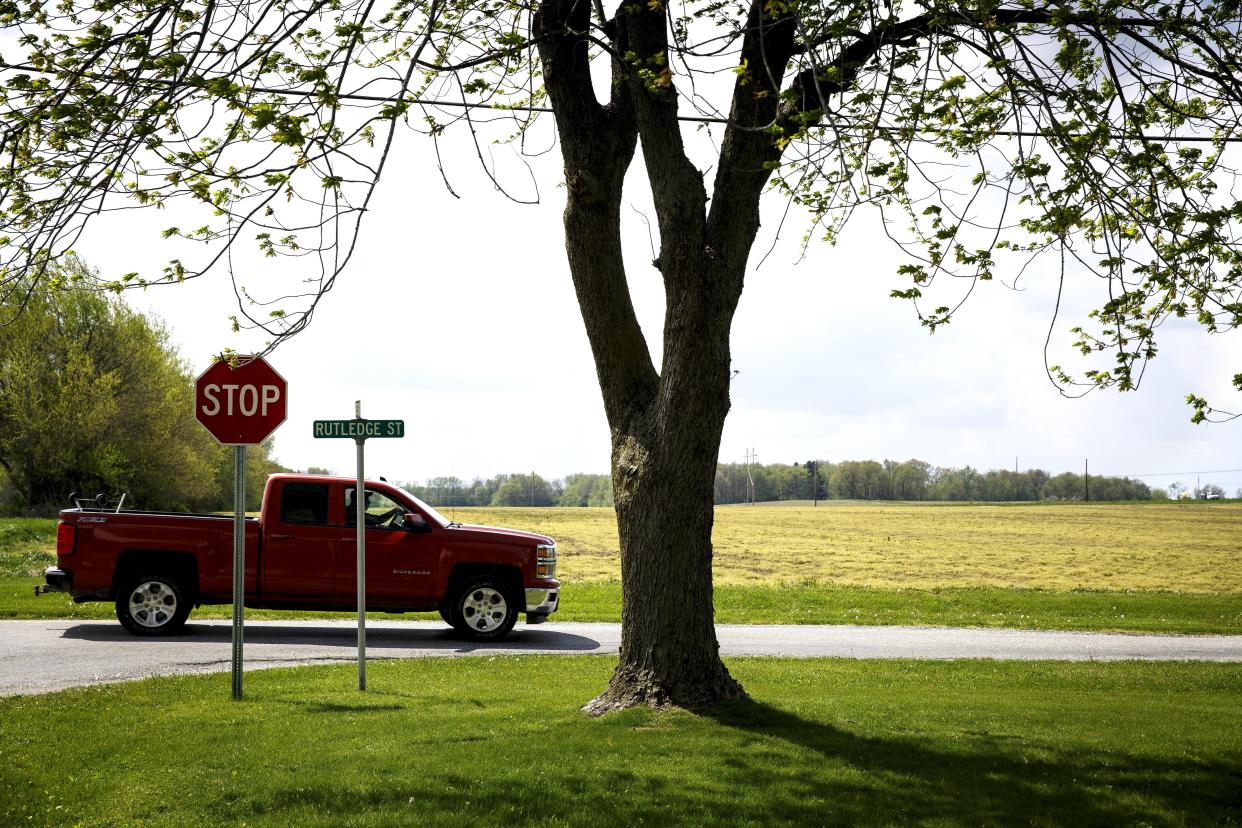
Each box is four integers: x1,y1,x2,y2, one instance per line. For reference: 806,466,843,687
195,356,287,700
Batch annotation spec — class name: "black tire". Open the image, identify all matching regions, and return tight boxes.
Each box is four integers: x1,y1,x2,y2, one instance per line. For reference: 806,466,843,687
438,606,453,626
115,573,191,636
447,576,519,642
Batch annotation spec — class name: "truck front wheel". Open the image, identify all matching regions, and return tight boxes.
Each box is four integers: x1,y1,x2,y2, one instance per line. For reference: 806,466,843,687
116,574,191,636
447,576,518,641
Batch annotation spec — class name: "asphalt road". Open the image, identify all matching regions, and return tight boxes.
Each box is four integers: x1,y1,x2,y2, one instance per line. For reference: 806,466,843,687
3,619,1241,696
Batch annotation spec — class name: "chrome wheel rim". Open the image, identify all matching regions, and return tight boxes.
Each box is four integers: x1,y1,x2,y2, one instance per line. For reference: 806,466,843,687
461,587,507,633
129,581,177,628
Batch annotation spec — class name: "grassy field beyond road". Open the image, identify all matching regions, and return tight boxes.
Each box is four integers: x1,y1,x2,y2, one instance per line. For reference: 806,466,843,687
5,502,1241,633
452,501,1242,591
3,657,1240,826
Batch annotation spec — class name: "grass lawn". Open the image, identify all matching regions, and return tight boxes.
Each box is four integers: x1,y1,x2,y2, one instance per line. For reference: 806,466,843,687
8,578,1240,633
2,657,1240,826
6,503,1242,633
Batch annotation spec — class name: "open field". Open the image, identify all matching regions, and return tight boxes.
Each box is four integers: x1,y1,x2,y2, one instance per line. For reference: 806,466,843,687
448,501,1242,591
5,502,1241,632
2,657,1240,826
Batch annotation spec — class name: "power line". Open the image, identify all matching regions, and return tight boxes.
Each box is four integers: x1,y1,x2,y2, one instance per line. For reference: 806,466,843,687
272,93,1242,143
3,60,1242,142
397,98,1242,142
1107,468,1242,478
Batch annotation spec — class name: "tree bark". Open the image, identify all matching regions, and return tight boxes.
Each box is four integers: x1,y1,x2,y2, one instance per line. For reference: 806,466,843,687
583,254,746,713
536,0,795,712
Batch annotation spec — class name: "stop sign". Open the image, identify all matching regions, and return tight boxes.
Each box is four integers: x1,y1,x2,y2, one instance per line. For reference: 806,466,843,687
194,356,288,445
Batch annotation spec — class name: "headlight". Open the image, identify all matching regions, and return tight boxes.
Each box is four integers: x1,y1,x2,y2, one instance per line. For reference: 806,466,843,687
536,543,556,579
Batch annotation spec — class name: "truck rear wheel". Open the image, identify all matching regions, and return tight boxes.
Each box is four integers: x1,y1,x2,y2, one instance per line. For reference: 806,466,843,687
447,576,518,641
116,573,191,636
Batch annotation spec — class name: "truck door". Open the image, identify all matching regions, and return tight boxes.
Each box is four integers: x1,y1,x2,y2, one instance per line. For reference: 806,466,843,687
262,481,339,602
339,486,439,607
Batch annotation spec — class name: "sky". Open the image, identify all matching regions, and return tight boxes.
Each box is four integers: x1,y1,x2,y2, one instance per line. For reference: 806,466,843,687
73,119,1242,497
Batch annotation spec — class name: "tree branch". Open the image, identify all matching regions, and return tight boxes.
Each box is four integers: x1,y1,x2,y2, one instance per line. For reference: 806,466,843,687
620,0,709,273
535,0,657,425
707,0,798,270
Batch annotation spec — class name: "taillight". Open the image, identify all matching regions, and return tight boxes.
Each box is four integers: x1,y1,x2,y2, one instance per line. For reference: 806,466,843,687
56,522,76,557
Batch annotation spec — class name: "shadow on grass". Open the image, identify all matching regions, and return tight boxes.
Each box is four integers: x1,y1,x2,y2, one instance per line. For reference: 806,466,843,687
699,697,1242,825
225,697,1242,826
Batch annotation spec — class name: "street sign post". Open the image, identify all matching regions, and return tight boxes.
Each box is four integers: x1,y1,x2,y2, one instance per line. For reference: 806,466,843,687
195,356,287,700
313,405,405,691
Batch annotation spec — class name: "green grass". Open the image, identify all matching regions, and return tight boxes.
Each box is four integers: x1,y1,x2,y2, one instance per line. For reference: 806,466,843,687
0,575,446,623
8,578,1241,633
561,581,1242,634
2,657,1240,826
0,518,56,578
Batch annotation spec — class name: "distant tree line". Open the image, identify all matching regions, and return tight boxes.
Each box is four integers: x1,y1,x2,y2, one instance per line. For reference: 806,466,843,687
0,265,286,515
714,460,1157,503
397,460,1171,508
401,473,614,508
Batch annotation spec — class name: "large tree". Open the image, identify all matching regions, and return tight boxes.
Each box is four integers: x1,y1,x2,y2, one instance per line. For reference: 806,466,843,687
2,0,1241,710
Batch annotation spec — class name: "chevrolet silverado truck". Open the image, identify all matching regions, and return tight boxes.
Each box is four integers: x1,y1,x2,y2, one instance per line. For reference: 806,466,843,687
38,474,559,641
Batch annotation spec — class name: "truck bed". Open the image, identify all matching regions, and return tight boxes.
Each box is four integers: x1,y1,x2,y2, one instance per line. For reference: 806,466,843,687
60,509,261,603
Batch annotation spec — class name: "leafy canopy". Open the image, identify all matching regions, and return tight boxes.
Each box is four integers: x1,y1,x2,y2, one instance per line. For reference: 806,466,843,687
0,0,1240,414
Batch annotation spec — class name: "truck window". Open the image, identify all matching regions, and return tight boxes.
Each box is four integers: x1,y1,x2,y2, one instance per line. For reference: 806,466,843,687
345,487,408,530
281,483,329,525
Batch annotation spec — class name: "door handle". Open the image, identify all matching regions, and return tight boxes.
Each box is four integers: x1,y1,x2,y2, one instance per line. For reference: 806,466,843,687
271,533,294,540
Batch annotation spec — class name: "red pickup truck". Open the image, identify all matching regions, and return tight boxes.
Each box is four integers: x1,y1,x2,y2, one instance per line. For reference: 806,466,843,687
38,474,559,641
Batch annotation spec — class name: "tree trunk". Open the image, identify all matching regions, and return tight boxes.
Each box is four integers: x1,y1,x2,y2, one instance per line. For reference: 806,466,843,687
583,284,746,713
536,0,794,713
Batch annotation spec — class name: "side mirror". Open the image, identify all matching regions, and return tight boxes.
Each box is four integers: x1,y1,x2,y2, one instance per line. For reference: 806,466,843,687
404,513,431,532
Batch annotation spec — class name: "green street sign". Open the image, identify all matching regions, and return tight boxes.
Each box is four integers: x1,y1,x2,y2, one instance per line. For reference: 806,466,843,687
313,419,405,439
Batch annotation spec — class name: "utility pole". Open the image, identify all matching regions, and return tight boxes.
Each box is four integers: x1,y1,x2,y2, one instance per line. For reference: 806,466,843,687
745,448,757,506
1084,458,1089,502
